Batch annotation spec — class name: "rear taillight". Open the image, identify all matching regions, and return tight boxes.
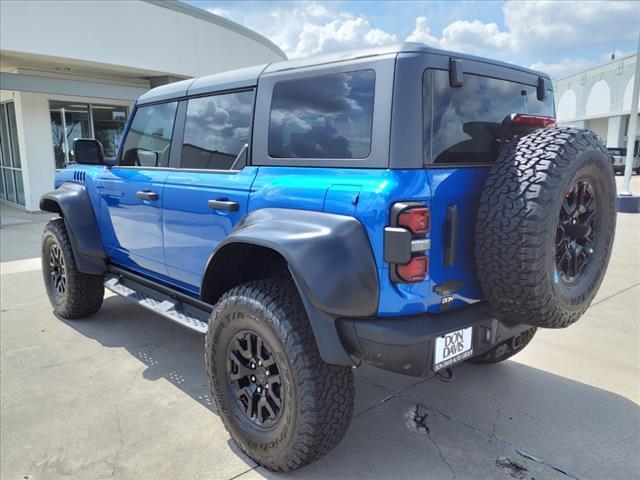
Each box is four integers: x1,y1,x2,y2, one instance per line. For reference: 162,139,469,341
512,114,556,128
398,207,430,235
384,202,430,283
397,255,428,283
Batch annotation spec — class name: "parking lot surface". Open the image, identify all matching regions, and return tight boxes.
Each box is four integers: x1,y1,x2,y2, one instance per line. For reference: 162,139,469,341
1,177,639,480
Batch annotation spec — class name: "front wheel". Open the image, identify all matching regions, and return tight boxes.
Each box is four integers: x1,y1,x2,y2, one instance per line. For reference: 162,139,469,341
41,218,104,318
205,279,355,472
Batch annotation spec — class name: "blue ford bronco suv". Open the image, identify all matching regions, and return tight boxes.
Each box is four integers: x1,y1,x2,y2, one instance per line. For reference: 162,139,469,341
40,43,616,471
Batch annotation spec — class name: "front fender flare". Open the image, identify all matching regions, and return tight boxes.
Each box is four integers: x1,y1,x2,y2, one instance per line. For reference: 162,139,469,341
40,182,106,274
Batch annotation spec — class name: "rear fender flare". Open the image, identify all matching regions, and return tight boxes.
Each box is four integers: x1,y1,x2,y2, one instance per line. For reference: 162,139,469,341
201,208,380,365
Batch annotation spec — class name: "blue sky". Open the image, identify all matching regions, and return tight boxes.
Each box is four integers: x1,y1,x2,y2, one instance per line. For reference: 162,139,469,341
184,1,639,78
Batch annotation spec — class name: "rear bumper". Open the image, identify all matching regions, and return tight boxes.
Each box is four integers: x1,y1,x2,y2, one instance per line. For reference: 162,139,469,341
336,303,531,377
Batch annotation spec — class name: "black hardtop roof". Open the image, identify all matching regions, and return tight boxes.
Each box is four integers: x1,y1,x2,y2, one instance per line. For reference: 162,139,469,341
137,42,549,105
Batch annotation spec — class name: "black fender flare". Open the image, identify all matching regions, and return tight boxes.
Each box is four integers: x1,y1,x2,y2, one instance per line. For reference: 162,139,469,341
40,182,106,275
202,208,380,365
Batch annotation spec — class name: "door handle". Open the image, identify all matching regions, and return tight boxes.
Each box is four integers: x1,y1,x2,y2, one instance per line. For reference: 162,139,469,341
136,190,159,201
208,199,239,212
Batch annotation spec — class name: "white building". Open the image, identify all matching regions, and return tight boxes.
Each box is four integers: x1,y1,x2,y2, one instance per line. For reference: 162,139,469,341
0,0,286,211
553,52,639,153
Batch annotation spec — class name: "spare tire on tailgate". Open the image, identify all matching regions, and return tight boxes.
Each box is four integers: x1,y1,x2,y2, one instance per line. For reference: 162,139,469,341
475,127,616,328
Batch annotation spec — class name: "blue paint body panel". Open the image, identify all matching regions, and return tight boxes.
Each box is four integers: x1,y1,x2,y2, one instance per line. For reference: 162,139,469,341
56,163,491,316
162,167,258,290
248,166,490,316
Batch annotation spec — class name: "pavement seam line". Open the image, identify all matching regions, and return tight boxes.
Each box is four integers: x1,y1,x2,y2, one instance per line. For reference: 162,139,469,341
228,465,258,480
356,373,584,480
589,282,640,307
395,391,585,480
353,374,429,419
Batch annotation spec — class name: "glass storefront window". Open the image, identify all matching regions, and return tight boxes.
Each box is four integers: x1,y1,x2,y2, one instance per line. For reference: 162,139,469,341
1,104,12,166
0,102,25,206
49,101,91,168
92,104,127,157
48,101,127,168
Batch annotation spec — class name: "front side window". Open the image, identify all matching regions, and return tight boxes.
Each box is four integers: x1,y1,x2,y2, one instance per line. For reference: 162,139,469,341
268,70,375,159
121,102,177,167
424,70,555,164
181,90,254,170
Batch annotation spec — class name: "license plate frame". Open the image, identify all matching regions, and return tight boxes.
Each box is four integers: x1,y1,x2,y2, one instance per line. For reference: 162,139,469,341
434,326,473,371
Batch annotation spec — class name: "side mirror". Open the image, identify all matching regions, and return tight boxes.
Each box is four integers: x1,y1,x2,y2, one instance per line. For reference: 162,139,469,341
73,138,104,165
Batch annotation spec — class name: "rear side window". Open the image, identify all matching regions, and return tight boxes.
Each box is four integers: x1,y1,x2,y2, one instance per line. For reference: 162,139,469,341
424,70,555,164
181,90,254,170
268,70,375,159
121,102,177,167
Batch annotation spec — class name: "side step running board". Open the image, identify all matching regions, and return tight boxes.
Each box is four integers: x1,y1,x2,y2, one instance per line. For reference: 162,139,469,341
104,273,211,333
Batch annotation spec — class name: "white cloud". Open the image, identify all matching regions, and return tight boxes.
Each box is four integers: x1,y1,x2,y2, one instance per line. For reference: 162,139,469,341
406,16,440,46
206,0,638,68
406,1,639,59
528,48,633,79
528,58,597,78
220,1,397,59
206,7,231,18
293,17,397,58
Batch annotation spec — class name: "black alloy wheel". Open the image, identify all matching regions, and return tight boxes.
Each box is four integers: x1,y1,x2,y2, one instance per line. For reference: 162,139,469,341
227,330,283,427
556,178,597,282
47,242,67,302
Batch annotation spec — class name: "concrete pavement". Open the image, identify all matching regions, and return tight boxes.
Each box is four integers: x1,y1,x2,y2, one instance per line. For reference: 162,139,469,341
1,176,638,480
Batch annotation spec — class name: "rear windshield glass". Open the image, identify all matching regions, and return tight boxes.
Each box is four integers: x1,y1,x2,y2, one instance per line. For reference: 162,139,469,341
424,69,555,165
268,70,375,159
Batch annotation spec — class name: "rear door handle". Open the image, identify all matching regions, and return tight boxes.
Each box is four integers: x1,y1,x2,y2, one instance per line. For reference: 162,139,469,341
136,190,158,201
208,199,239,212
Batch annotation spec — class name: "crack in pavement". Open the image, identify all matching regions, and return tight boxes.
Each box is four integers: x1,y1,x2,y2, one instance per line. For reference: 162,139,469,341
355,373,584,480
492,397,501,436
398,393,585,480
407,405,457,480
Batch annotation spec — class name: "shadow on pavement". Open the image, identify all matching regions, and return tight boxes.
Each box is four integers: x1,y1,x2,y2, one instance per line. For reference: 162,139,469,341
63,295,640,480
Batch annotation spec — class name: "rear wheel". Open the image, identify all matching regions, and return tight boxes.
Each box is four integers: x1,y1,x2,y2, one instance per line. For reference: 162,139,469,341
41,218,104,318
205,279,355,471
476,128,616,329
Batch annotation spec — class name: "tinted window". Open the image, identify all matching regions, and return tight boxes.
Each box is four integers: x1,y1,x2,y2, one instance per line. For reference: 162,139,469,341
268,70,375,159
181,91,254,170
121,102,177,167
424,70,555,164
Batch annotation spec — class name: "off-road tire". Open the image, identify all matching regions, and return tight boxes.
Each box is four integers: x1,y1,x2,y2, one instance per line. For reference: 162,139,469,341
476,128,616,329
468,328,537,364
41,218,104,318
205,279,355,472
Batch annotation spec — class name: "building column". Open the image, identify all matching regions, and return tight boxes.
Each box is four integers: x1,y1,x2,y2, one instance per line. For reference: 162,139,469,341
13,92,57,211
606,115,626,148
